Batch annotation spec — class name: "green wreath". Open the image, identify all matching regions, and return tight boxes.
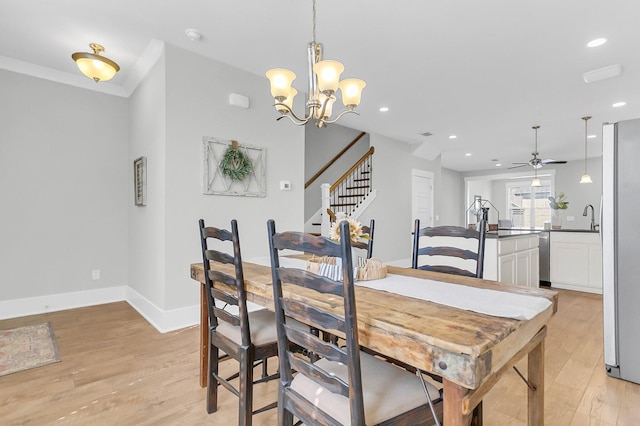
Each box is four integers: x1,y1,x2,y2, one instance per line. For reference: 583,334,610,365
220,145,253,181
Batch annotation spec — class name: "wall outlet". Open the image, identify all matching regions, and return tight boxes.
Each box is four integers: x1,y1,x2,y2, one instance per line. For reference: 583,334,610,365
91,269,100,280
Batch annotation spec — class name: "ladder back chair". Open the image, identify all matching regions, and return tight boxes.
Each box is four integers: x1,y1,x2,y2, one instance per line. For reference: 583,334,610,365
267,219,443,426
350,218,375,259
198,218,280,425
411,218,488,279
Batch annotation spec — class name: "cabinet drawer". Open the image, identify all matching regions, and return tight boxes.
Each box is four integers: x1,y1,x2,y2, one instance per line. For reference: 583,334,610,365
498,239,517,255
516,236,539,251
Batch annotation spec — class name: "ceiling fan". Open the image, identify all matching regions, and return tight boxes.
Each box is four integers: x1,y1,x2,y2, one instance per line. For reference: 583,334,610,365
510,125,567,169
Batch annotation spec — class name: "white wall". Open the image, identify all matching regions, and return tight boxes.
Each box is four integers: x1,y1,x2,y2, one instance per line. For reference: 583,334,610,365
128,48,167,310
160,44,305,311
359,134,441,263
439,167,464,226
0,70,129,304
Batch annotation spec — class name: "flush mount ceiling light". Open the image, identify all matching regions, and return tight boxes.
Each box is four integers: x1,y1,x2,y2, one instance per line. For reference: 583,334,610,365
580,116,593,184
265,0,365,128
72,43,120,82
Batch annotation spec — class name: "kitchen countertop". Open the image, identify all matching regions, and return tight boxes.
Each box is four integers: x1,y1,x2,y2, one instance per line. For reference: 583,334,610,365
499,227,599,234
485,230,542,239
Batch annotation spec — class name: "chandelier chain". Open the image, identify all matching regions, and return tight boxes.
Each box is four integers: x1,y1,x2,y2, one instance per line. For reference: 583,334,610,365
312,0,317,43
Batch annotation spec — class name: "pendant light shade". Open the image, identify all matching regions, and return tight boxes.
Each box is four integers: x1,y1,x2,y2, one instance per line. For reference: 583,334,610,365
580,116,592,184
531,177,542,187
72,43,120,82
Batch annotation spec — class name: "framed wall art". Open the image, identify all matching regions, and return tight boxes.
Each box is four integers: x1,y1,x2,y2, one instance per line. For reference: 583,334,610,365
202,137,266,197
134,156,147,206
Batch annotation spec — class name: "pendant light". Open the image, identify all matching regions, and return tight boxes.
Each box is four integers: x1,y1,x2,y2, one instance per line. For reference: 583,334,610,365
530,126,542,187
580,116,593,184
72,43,120,82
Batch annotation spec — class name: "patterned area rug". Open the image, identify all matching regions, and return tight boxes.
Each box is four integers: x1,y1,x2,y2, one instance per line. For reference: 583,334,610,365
0,322,60,377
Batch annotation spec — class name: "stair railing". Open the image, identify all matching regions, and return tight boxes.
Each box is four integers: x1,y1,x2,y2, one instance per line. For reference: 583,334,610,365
321,146,375,236
305,131,366,189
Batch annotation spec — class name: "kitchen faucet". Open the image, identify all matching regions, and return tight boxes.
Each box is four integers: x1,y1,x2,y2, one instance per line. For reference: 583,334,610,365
583,204,598,230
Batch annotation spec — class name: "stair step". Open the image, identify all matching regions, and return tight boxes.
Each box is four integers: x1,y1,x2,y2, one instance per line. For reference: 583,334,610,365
338,194,366,198
360,171,370,175
345,186,370,190
312,222,321,226
331,203,357,207
353,178,370,182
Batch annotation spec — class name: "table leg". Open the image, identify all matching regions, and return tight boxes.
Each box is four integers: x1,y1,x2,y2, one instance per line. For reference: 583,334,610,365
443,379,472,426
528,338,545,425
200,283,208,388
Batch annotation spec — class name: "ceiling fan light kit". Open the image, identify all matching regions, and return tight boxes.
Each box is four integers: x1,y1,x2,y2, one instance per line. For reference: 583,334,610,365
265,0,365,128
72,43,120,82
580,116,593,184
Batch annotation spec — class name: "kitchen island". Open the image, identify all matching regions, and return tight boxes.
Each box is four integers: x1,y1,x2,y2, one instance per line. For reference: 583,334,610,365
483,230,540,288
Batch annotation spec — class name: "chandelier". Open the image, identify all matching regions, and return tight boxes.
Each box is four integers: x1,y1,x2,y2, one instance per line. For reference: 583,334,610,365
72,43,120,82
265,0,366,128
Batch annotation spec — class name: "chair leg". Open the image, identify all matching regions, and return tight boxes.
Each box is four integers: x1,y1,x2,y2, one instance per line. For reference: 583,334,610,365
238,350,254,426
278,389,294,426
206,346,219,414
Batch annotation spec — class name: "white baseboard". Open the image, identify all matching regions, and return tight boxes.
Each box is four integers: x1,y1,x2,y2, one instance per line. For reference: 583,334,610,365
0,286,127,321
0,286,199,334
125,287,199,333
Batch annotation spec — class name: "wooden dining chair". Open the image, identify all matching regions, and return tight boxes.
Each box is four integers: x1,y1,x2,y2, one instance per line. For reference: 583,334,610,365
267,219,443,426
351,218,375,259
411,218,488,278
198,218,280,425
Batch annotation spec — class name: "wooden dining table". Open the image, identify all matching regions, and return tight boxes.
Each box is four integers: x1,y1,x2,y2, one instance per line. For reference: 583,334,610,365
190,259,558,426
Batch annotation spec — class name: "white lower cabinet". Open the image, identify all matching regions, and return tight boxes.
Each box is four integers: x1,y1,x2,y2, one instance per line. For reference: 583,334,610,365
550,231,602,294
484,234,540,288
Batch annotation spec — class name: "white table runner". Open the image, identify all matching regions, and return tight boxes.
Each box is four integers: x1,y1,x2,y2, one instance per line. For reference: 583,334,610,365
247,257,551,321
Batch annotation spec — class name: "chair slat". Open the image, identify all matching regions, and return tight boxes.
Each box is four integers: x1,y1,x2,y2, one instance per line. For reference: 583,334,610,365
288,354,349,397
272,231,342,258
213,307,240,326
418,246,478,261
282,298,345,333
278,267,344,297
419,225,480,240
203,226,232,241
206,249,234,265
210,287,238,306
418,264,477,277
284,325,348,364
208,269,238,289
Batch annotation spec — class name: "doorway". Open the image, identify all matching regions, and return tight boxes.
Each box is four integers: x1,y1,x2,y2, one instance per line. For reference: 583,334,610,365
411,169,434,230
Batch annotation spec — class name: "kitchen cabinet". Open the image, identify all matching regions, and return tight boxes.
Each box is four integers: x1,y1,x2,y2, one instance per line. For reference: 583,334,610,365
484,233,539,288
550,231,602,294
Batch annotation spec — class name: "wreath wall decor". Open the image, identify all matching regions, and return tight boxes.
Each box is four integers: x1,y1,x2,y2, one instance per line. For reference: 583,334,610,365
203,137,266,197
220,141,253,181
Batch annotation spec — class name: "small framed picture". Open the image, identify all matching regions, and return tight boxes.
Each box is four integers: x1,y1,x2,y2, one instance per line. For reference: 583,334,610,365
134,156,147,206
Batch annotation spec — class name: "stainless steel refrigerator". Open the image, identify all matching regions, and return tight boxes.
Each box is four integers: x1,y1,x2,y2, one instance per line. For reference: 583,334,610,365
602,118,640,384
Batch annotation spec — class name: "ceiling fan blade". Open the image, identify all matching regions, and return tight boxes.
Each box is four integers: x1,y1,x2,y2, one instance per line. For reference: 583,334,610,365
508,164,528,169
540,159,567,164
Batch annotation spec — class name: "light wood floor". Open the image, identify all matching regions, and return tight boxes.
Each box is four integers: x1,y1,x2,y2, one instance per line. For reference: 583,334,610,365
1,289,639,425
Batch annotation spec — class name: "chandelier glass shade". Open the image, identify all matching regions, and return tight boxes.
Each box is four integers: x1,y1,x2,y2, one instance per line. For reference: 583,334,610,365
72,43,120,82
580,116,593,184
266,0,365,128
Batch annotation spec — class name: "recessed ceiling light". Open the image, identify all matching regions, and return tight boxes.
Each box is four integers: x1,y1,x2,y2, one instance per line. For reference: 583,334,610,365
588,134,597,139
612,102,626,108
587,38,607,48
379,107,389,112
465,153,472,157
449,135,457,139
495,163,502,167
185,29,202,41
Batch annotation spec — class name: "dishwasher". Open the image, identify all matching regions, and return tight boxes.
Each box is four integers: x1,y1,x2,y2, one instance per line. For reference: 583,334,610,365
538,230,550,286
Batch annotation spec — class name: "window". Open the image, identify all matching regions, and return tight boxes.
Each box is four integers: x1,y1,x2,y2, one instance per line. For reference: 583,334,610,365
506,179,552,228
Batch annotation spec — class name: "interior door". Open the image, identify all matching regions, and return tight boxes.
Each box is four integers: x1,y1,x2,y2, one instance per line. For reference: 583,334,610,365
411,169,434,229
